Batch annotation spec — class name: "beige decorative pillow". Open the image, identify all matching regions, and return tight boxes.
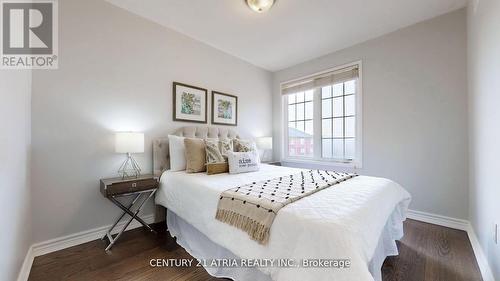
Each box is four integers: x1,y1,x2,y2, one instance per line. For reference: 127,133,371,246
184,138,206,173
219,138,233,157
205,139,225,164
233,138,257,152
203,138,234,175
206,162,229,175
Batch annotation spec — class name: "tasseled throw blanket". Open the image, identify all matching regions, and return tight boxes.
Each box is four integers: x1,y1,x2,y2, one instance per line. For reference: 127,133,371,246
215,170,357,245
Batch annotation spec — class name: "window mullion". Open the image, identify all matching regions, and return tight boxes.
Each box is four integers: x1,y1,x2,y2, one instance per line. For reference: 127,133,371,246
284,95,289,159
313,88,322,160
342,83,346,160
331,86,334,159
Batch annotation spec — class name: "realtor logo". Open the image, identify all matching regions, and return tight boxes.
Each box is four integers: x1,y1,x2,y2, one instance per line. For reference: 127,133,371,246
1,0,58,69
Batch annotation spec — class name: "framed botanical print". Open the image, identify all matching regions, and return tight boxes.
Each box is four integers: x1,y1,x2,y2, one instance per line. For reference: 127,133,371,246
173,82,208,123
212,91,238,126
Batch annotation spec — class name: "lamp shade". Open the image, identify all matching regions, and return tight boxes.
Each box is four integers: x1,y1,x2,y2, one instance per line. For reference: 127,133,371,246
115,132,144,153
256,137,273,150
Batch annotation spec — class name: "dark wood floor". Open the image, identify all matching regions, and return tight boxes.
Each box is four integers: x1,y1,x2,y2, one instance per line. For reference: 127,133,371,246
28,219,482,281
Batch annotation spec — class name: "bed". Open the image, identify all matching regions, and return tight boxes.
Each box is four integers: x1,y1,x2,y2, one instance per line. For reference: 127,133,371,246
153,126,411,281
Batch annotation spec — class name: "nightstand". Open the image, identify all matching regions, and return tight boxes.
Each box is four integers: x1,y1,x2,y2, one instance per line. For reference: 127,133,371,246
100,174,159,251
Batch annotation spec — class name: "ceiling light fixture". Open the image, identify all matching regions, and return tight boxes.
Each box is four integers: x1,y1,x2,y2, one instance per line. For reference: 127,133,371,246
246,0,275,13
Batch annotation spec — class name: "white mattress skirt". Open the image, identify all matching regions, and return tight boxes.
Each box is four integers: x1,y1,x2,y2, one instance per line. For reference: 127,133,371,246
166,201,406,281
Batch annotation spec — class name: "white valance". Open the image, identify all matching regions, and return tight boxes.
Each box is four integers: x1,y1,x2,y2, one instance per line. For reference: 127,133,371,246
281,65,359,95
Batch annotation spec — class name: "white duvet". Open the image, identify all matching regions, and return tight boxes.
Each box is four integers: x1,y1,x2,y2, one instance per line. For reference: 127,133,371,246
155,164,411,281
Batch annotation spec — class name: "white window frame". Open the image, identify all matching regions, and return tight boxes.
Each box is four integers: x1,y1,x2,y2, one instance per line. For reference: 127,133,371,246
280,61,363,169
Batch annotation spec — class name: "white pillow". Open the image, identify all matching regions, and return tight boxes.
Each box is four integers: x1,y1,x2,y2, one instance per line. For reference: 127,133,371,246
227,151,260,174
168,135,186,171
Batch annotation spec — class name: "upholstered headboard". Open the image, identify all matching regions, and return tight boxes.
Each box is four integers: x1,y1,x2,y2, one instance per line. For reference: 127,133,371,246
153,126,240,176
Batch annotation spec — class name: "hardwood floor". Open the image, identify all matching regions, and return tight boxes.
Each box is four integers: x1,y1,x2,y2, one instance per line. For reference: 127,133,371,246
28,219,482,281
382,220,482,281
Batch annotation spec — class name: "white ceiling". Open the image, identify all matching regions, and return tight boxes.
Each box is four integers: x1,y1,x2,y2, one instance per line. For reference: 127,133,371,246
107,0,467,71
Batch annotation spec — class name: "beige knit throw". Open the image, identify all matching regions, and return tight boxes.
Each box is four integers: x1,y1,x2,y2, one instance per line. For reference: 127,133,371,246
215,170,357,245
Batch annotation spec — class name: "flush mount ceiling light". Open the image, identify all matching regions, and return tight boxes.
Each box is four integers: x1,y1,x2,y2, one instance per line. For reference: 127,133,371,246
246,0,275,13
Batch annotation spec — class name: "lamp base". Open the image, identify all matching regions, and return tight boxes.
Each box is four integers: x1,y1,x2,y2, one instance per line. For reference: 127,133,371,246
118,153,142,179
259,149,272,163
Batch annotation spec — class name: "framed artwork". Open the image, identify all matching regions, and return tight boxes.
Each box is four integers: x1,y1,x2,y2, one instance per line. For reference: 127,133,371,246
173,82,208,123
212,91,238,126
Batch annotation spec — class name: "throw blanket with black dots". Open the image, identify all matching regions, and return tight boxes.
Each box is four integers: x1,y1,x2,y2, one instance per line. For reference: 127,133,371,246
215,170,357,245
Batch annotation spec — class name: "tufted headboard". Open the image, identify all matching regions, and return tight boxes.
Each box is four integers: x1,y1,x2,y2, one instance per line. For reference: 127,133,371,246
153,126,240,176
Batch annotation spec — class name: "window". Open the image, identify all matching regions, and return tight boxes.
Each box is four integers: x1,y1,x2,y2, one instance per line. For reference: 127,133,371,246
321,80,356,160
282,63,361,166
287,90,314,157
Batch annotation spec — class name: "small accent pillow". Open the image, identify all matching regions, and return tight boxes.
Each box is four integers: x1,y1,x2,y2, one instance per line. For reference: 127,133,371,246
233,138,257,152
206,162,229,175
205,138,231,175
227,151,260,174
205,138,225,164
184,138,206,173
168,135,186,171
219,138,233,157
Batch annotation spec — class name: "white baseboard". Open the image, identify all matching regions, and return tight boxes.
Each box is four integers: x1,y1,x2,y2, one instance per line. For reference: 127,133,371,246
32,213,155,256
466,224,496,281
407,209,495,281
407,209,469,230
17,214,155,281
16,246,34,281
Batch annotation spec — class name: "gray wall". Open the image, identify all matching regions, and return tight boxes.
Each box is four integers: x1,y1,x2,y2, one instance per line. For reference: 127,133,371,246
0,71,32,280
272,9,469,219
31,0,272,243
468,0,500,278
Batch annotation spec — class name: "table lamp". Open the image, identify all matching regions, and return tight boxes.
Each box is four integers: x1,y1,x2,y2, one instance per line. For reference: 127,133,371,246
115,132,144,179
256,137,273,162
